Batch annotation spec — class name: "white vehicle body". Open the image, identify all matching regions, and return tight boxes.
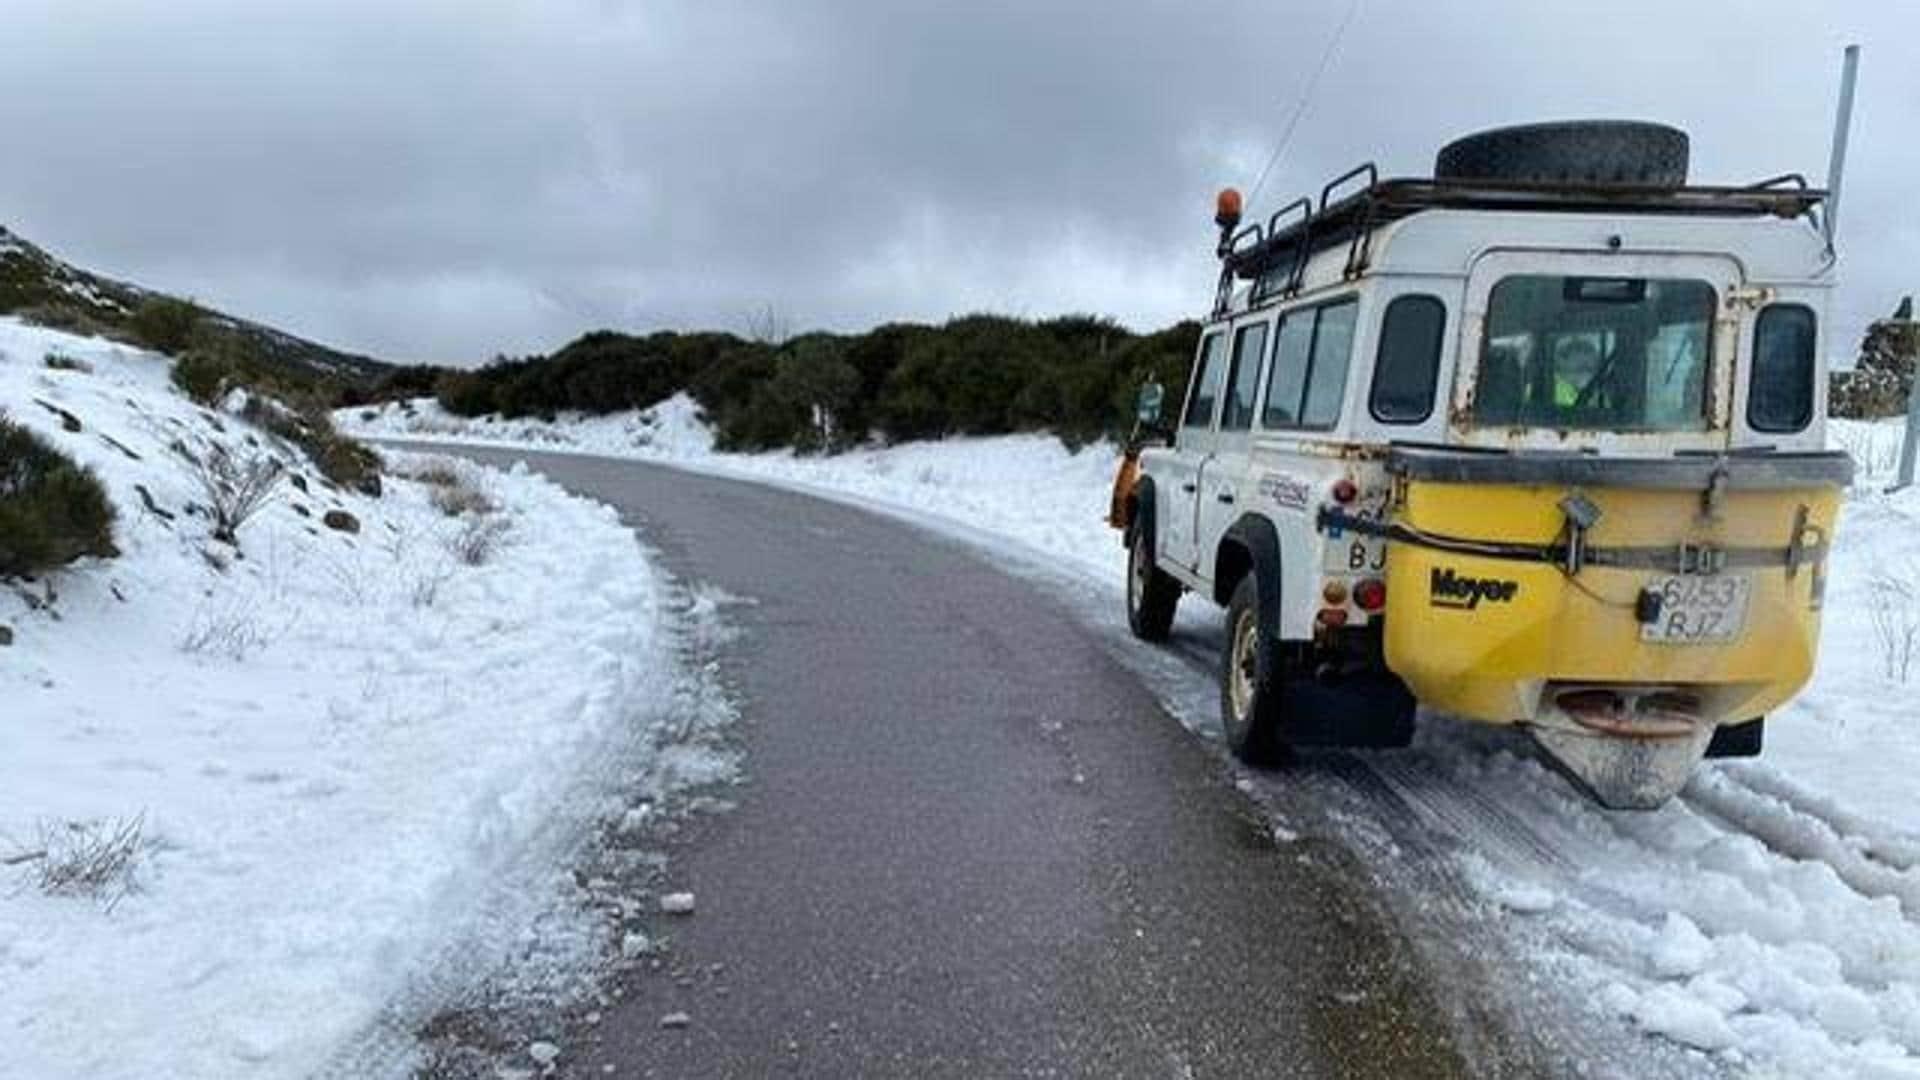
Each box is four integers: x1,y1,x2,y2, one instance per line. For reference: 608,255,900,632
1144,206,1834,639
1119,155,1851,807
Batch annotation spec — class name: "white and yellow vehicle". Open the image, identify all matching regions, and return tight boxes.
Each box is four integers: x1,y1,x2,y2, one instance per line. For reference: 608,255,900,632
1111,121,1853,808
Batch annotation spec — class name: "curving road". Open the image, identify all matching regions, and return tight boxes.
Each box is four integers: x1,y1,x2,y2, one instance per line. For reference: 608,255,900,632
429,446,1574,1079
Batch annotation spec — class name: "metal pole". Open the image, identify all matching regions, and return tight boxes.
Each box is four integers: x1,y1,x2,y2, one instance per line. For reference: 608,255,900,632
1824,45,1860,248
1896,313,1920,490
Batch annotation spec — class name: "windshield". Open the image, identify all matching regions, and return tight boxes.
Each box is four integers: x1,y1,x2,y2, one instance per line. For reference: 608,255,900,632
1470,275,1716,431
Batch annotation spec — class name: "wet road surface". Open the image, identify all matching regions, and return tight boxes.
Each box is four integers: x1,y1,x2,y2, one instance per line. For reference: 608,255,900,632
438,447,1484,1079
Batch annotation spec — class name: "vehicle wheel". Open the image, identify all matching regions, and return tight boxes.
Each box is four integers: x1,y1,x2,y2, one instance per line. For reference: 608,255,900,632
1126,525,1180,642
1220,574,1288,764
1434,120,1689,187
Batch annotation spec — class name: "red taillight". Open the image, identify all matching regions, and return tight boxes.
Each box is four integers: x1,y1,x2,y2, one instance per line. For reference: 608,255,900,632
1317,607,1349,628
1331,479,1358,504
1354,578,1387,612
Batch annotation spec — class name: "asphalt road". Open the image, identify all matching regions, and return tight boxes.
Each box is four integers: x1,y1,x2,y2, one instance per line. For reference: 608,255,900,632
441,447,1481,1079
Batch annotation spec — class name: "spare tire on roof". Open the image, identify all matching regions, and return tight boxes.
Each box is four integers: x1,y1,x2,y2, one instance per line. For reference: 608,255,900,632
1434,120,1690,187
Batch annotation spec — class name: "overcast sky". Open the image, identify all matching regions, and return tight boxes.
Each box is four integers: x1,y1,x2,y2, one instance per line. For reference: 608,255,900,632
0,1,1911,365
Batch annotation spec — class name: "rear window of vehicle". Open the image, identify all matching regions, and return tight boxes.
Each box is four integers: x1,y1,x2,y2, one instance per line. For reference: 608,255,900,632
1369,295,1446,423
1470,275,1716,432
1263,298,1357,430
1749,304,1816,433
1183,331,1227,428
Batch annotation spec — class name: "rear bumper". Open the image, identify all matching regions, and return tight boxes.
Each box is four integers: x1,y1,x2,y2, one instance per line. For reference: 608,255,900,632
1374,455,1844,729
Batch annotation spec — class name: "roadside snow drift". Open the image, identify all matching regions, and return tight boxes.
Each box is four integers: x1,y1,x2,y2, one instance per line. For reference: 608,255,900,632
0,320,693,1079
344,396,1920,1077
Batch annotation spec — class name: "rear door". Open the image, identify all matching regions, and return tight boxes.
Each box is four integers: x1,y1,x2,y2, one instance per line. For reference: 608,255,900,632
1450,250,1744,454
1159,329,1227,570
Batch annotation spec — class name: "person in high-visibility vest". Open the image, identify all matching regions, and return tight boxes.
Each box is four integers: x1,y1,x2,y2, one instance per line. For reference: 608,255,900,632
1553,337,1603,413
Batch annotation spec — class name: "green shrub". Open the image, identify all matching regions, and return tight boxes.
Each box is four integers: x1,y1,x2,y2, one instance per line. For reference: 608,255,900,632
434,370,498,416
236,395,383,496
0,415,118,577
170,351,234,405
307,423,383,496
15,302,128,344
397,312,1205,454
130,296,204,355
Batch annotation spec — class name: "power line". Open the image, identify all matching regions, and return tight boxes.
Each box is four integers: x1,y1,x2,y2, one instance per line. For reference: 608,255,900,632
1246,0,1363,208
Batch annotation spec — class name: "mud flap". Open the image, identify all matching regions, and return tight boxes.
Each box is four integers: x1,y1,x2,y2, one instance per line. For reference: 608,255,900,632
1530,725,1714,810
1282,673,1417,749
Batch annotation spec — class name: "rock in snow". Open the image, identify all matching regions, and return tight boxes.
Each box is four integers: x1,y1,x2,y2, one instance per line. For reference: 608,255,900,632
528,1041,560,1065
660,1012,692,1030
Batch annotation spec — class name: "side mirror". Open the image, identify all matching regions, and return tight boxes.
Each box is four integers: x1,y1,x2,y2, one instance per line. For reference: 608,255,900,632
1135,382,1165,425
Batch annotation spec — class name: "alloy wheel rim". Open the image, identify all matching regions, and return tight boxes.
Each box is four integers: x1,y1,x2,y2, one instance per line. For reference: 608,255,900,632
1230,608,1257,721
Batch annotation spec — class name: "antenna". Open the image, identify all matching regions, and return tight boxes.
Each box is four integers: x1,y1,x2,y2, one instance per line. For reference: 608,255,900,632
1823,44,1860,251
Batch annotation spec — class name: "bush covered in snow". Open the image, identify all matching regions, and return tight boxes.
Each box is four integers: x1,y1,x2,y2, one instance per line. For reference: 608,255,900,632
0,413,117,577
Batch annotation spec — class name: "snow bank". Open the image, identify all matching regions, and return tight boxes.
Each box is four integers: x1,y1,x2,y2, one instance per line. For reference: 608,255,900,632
343,394,1125,581
0,320,696,1079
341,396,1920,1075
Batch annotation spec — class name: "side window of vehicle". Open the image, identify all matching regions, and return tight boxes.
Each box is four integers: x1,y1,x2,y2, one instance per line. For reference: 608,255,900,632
1263,297,1358,429
1182,331,1228,429
1750,304,1816,434
1369,295,1447,423
1262,312,1314,427
1300,300,1358,428
1220,322,1269,431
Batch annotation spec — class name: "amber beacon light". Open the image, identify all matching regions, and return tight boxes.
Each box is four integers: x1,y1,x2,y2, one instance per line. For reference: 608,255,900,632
1214,187,1243,229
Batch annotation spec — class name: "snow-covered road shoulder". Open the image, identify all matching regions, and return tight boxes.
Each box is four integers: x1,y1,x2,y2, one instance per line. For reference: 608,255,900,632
1,320,703,1079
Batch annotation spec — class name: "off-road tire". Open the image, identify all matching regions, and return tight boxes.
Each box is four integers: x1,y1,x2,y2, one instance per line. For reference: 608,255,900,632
1435,121,1690,187
1126,525,1180,642
1220,574,1288,764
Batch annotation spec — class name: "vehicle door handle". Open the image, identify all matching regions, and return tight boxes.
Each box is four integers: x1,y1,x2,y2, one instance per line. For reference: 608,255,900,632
1217,492,1235,505
1181,482,1197,493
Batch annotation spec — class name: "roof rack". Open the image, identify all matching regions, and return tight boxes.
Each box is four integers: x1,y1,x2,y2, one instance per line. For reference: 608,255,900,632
1212,167,1826,316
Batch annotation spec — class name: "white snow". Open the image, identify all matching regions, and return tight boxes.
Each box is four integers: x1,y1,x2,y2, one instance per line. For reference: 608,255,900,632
340,395,1920,1076
341,394,1125,581
0,319,716,1079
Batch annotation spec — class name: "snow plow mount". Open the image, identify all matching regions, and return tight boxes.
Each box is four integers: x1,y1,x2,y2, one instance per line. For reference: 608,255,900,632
1315,505,1830,579
1316,447,1853,579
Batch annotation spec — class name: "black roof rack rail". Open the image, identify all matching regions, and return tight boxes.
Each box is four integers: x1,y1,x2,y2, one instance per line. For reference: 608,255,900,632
1215,166,1829,309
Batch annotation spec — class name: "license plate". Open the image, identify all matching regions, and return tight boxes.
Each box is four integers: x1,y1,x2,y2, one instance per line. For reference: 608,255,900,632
1641,574,1752,644
1322,534,1387,575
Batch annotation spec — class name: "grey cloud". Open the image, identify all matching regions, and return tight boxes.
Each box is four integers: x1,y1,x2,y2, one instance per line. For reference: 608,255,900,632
0,0,1910,364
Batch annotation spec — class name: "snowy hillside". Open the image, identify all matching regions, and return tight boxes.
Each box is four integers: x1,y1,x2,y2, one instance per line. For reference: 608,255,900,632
0,320,719,1079
345,395,1920,1076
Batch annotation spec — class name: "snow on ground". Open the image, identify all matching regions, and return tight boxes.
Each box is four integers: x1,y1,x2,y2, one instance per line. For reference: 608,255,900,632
0,320,716,1079
343,394,1125,581
344,396,1920,1077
